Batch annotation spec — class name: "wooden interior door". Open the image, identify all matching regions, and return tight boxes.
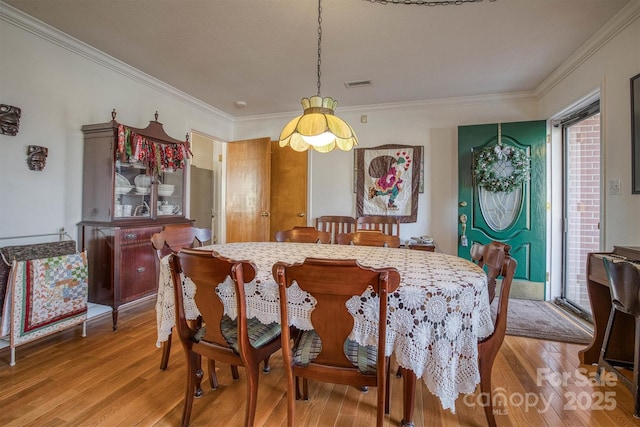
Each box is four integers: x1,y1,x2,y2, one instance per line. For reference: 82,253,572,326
225,137,271,242
269,141,308,240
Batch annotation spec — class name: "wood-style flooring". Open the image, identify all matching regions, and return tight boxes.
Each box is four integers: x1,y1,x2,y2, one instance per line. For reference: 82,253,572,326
1,299,639,426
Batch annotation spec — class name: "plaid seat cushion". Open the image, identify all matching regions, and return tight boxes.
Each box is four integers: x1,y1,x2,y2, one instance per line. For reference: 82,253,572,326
294,330,378,374
201,315,281,354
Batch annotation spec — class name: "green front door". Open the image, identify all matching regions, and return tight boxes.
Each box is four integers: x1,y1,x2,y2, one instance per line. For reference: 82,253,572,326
458,121,546,298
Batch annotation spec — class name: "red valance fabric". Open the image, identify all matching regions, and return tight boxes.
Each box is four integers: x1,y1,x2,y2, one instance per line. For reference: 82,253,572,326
117,124,188,174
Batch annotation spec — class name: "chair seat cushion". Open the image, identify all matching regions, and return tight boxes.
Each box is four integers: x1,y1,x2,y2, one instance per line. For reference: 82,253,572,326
294,330,377,374
218,315,281,353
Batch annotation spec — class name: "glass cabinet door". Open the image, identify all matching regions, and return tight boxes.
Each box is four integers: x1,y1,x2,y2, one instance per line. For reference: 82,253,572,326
157,167,184,216
115,160,153,219
114,160,185,219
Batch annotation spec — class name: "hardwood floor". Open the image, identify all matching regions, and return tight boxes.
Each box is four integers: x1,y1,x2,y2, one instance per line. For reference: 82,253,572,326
1,299,639,426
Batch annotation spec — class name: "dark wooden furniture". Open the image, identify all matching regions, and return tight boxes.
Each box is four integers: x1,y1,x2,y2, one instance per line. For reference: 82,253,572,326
336,230,401,248
274,227,331,244
273,258,400,427
580,246,640,365
597,258,640,417
170,249,282,427
472,241,516,427
356,215,400,236
79,115,191,330
407,243,436,252
151,224,212,259
151,224,212,370
315,215,356,244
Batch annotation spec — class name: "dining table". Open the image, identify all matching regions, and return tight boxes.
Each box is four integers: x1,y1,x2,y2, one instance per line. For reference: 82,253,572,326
155,241,492,425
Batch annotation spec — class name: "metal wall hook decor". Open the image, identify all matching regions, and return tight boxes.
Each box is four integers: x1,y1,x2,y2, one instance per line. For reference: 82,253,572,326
27,145,48,171
0,104,21,136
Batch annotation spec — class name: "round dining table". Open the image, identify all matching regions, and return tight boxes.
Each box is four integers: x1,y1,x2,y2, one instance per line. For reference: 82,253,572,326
155,241,492,424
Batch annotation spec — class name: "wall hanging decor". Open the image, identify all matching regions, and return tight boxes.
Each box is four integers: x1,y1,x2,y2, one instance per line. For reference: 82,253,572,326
355,144,422,222
27,145,48,171
0,104,21,136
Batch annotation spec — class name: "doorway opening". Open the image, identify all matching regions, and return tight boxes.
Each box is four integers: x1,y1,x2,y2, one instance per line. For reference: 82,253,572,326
559,101,601,319
189,132,223,243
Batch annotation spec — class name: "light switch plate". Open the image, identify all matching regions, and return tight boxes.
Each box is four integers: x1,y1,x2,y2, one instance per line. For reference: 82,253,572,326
609,178,621,195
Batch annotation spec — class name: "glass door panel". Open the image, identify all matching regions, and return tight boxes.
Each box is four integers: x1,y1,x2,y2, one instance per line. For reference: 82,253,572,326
157,167,184,216
562,112,601,315
115,160,152,219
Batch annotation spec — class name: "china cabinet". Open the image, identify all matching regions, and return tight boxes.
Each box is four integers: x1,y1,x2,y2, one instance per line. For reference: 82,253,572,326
79,111,192,329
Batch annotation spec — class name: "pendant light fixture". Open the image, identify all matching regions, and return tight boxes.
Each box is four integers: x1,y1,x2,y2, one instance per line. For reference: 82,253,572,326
278,0,358,153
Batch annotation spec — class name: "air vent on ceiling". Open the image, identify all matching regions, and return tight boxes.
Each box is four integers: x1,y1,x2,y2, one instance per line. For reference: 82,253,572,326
344,79,373,88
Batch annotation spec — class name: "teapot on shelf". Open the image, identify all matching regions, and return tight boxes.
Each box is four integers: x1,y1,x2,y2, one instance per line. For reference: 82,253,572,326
158,201,180,215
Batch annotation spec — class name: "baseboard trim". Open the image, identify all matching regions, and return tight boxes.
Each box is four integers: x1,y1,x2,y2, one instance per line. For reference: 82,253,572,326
497,279,545,301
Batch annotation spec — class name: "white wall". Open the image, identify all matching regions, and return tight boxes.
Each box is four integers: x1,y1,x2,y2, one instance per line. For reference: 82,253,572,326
0,7,232,246
538,10,640,253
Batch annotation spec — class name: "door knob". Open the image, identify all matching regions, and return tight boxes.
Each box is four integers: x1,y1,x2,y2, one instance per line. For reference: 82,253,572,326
260,211,270,217
297,212,305,217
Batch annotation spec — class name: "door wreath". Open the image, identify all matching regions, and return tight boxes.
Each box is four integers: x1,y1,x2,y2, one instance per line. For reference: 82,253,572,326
474,142,530,192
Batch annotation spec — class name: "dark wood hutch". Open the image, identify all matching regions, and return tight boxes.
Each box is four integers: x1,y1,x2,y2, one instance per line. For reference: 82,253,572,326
79,111,191,329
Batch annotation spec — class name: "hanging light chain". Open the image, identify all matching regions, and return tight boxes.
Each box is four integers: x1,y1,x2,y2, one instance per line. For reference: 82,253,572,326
317,0,323,97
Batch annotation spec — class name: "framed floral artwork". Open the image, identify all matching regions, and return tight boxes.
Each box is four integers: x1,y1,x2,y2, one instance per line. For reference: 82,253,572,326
354,144,422,223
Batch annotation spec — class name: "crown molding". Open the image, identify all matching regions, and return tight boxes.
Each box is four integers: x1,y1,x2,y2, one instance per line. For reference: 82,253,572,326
235,90,538,123
535,0,640,98
0,2,233,122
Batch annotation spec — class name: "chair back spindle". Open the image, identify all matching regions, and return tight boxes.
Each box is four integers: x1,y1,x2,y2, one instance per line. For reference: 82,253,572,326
316,216,356,244
356,216,400,236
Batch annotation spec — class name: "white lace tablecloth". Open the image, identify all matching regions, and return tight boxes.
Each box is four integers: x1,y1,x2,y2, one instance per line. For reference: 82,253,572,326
155,242,492,412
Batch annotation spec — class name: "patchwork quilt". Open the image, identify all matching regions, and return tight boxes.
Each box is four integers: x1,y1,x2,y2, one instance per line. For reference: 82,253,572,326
0,240,77,310
1,251,88,346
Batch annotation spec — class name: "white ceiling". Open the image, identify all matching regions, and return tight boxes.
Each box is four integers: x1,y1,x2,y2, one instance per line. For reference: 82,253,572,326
3,0,632,117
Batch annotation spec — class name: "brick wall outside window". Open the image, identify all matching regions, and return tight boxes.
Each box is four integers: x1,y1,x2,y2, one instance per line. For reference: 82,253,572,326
564,114,600,314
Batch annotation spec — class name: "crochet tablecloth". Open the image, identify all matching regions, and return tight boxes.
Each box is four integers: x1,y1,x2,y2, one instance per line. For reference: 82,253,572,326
155,242,492,412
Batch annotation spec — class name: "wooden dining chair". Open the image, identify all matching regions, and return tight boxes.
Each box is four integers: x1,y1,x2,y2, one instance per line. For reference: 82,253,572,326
151,223,213,370
273,257,400,427
169,248,282,427
471,241,516,427
336,230,401,248
151,223,212,259
315,215,356,244
470,240,509,305
597,258,640,418
356,215,400,236
274,226,331,244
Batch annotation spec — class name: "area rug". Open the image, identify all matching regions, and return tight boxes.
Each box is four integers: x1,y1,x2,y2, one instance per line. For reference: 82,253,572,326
495,298,593,345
